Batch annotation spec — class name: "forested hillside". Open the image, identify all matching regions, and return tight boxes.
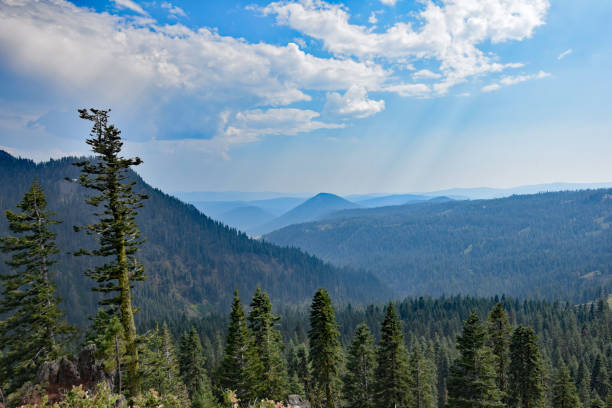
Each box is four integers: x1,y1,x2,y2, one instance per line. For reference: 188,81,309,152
0,151,390,327
265,190,612,302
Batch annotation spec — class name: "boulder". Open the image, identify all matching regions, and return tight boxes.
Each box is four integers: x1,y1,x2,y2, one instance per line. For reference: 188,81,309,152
286,394,311,408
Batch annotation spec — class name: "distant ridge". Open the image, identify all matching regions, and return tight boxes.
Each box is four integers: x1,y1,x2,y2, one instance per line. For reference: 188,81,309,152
252,193,359,235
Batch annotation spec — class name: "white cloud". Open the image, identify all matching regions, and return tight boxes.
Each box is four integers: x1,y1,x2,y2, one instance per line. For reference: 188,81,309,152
111,0,147,15
482,70,550,92
380,0,397,5
382,83,430,97
482,83,501,93
161,2,187,17
557,48,573,60
325,85,385,118
263,0,549,94
412,69,442,80
368,12,378,25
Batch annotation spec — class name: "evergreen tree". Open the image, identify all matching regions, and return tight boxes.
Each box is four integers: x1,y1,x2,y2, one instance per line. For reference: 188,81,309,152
508,326,546,408
591,354,610,400
552,366,582,408
343,323,376,408
407,343,437,408
447,311,503,408
247,286,288,401
309,288,342,408
374,302,411,408
88,310,126,394
0,181,74,393
179,328,218,408
297,345,312,401
74,108,147,396
218,290,260,402
591,395,605,408
141,323,190,406
487,302,511,400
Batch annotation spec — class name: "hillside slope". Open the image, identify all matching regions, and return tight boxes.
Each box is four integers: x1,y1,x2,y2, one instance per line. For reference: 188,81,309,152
0,152,390,326
253,192,359,235
265,190,612,301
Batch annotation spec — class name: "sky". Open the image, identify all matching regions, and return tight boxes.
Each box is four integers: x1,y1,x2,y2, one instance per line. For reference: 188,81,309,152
0,0,611,195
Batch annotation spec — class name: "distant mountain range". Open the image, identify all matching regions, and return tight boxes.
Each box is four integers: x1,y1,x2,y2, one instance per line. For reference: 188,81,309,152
0,151,390,326
265,189,612,302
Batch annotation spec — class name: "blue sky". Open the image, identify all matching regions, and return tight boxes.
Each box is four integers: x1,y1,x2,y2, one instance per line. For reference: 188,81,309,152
0,0,610,194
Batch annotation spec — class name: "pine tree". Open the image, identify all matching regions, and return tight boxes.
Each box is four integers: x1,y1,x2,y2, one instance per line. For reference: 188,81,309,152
309,288,342,408
179,328,218,408
487,302,511,400
247,286,288,401
591,395,605,408
297,345,312,401
218,290,260,402
552,365,582,408
141,323,189,406
343,323,376,408
74,108,147,396
508,326,546,408
88,310,126,394
447,311,503,408
374,302,411,408
407,343,437,408
0,181,74,393
591,354,610,400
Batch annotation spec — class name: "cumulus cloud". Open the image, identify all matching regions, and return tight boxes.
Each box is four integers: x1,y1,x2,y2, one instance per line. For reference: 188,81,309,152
111,0,147,15
412,69,442,80
482,70,550,92
380,0,397,5
161,2,187,17
263,0,549,94
557,48,572,60
325,86,385,118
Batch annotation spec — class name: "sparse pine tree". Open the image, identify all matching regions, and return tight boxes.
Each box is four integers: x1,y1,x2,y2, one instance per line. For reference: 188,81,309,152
407,343,437,408
218,290,261,402
374,302,411,408
0,181,74,393
552,365,581,408
74,108,147,396
508,326,546,408
487,302,511,401
247,286,288,401
343,323,376,408
179,328,218,408
309,288,342,408
447,311,503,408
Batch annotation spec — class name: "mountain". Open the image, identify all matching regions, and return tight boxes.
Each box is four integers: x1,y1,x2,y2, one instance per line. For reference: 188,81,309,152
191,197,305,219
216,205,275,232
0,152,390,326
265,190,612,302
357,194,430,207
426,182,612,200
252,192,360,236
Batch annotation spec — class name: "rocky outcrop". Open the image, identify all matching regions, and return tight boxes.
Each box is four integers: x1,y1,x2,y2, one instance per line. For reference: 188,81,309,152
35,345,112,394
286,395,311,408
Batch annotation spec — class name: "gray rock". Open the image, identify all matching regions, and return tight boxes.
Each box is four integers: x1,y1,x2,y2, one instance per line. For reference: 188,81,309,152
286,394,311,408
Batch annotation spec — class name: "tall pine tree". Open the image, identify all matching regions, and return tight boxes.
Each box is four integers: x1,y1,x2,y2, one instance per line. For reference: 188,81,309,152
374,302,411,408
487,302,511,401
218,290,260,402
309,288,342,408
508,326,546,408
247,286,288,401
179,328,218,408
447,311,503,408
552,365,582,408
407,343,437,408
343,323,376,408
74,108,147,396
0,181,74,393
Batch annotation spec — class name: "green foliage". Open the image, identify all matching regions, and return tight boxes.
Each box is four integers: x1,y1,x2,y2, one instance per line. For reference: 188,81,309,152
447,311,503,408
374,302,411,408
247,287,288,401
487,302,511,400
217,290,261,402
18,383,121,408
0,181,75,394
309,289,342,408
74,108,147,396
342,323,376,408
179,327,218,408
407,343,437,408
508,326,546,408
552,366,582,408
